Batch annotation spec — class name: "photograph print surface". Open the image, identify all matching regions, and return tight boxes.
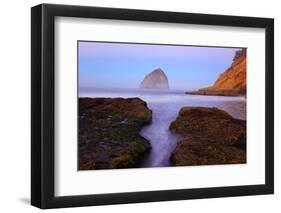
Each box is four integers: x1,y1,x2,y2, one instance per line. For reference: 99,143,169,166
78,41,247,170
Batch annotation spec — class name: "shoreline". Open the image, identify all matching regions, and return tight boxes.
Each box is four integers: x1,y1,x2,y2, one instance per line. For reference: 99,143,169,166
186,90,246,98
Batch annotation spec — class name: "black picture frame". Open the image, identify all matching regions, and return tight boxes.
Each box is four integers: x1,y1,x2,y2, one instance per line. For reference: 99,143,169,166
31,3,274,209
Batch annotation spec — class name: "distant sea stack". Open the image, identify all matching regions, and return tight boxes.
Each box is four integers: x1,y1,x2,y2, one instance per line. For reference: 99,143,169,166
140,68,169,89
187,49,246,96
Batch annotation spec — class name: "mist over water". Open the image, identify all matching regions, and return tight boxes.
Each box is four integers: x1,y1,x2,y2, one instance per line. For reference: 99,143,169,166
79,88,246,167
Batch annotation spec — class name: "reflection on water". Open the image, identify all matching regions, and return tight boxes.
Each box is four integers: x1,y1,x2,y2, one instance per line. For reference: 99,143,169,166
80,88,246,167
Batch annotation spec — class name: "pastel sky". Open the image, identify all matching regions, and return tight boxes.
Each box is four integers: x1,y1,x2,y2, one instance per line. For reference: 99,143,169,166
78,41,242,90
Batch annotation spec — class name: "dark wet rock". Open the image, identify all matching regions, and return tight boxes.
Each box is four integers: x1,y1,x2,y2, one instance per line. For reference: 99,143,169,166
79,97,152,170
170,107,246,166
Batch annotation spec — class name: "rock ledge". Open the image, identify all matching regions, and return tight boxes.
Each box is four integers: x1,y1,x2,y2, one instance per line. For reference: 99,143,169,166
170,107,246,166
79,97,152,170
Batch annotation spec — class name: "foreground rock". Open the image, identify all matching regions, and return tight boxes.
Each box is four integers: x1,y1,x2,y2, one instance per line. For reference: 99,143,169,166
140,68,169,89
170,107,246,166
187,49,246,96
79,97,152,170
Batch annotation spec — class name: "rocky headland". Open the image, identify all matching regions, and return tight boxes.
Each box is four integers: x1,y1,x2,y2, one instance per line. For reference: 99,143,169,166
170,107,246,166
79,97,152,170
140,68,169,89
187,49,246,96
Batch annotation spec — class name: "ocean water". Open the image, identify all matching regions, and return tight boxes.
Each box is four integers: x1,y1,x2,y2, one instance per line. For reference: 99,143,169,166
79,88,246,167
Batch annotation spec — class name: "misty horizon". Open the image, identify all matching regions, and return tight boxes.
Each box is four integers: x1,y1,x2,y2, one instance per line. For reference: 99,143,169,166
78,41,243,91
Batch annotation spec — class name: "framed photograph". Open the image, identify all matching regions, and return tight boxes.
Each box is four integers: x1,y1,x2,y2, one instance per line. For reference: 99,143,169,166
31,3,274,209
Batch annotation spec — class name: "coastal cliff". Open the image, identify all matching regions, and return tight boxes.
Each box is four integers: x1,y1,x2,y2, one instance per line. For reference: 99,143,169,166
140,68,169,89
79,97,152,170
187,49,246,96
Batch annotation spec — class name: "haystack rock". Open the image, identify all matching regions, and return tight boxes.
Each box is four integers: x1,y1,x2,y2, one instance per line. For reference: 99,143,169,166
187,49,246,96
140,68,169,89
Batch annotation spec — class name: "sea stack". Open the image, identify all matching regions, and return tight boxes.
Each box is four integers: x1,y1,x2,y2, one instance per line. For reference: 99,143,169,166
140,68,169,89
187,49,246,96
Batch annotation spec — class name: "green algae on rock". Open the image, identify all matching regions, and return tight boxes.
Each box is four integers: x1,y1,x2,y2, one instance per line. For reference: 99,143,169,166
79,97,152,170
170,107,246,166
